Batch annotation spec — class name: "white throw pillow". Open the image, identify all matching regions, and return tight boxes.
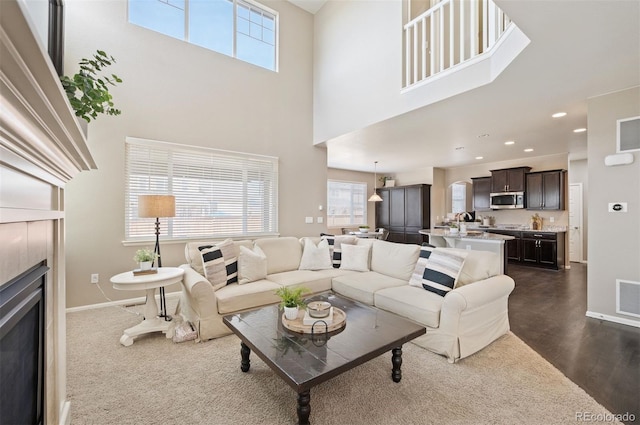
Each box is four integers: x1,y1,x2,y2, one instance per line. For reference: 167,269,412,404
298,238,332,270
339,243,371,272
238,245,268,284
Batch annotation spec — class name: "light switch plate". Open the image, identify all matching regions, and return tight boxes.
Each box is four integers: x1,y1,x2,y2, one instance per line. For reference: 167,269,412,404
608,202,628,212
305,216,313,223
317,217,323,224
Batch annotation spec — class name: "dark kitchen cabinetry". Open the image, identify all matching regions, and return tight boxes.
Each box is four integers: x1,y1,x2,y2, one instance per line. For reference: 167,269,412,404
490,167,531,193
521,231,565,270
486,229,521,261
526,170,566,210
471,176,492,211
376,184,431,244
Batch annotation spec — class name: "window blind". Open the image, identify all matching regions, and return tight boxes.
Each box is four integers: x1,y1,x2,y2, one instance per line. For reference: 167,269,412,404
125,137,278,241
327,180,367,227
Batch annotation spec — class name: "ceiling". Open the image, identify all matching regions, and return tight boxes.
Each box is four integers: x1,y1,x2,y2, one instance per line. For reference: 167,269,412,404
289,0,640,174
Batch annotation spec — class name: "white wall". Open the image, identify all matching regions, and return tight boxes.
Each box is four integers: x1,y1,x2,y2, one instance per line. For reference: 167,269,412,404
586,86,640,327
313,0,402,143
63,0,319,308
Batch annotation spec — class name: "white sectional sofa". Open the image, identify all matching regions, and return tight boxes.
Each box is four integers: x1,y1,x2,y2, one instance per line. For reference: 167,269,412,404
177,236,515,362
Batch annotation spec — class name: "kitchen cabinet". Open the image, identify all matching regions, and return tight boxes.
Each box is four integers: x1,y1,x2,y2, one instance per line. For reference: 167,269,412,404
490,167,531,193
471,177,492,211
486,229,521,261
376,184,431,244
526,170,566,210
521,231,565,270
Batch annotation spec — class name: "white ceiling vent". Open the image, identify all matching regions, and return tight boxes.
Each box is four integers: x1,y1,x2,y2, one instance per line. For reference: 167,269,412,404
616,279,640,318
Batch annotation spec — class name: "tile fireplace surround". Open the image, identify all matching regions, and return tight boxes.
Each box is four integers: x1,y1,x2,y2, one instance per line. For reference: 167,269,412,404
0,1,96,423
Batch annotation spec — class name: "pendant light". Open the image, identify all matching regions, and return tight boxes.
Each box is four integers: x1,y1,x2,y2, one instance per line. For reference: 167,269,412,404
368,161,383,202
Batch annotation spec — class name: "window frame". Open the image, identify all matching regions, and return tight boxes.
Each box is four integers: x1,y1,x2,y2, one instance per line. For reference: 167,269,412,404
326,179,368,228
128,0,279,72
124,137,279,244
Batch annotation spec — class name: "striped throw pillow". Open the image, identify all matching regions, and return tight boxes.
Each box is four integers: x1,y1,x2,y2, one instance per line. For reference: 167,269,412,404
321,234,358,268
199,239,238,291
410,246,467,297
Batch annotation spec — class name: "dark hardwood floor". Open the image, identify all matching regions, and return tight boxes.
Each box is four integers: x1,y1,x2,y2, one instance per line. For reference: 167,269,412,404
507,263,640,424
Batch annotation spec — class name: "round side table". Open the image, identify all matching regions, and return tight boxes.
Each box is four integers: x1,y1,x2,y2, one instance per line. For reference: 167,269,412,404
111,267,184,346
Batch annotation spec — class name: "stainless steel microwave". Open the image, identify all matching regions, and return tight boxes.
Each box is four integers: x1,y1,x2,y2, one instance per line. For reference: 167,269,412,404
490,192,525,209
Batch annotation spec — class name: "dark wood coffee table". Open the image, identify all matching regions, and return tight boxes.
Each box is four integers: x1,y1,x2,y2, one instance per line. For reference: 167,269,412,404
223,292,426,424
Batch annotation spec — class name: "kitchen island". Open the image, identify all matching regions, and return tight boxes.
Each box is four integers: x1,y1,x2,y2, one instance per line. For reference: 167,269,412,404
419,229,515,274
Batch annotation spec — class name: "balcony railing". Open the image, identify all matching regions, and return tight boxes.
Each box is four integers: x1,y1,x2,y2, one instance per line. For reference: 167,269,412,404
404,0,512,88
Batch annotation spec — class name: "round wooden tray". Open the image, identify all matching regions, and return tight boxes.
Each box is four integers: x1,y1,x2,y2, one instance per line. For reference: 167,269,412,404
282,307,347,334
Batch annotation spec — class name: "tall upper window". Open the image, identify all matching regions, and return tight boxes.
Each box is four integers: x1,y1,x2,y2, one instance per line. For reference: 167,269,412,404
125,137,278,241
128,0,278,71
327,180,367,228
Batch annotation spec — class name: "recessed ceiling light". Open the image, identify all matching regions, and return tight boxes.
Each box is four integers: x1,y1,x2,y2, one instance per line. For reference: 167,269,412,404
552,112,567,118
504,141,515,145
524,148,534,152
573,128,587,133
475,156,483,160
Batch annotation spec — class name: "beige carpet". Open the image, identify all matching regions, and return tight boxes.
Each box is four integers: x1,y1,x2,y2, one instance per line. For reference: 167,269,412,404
67,301,619,424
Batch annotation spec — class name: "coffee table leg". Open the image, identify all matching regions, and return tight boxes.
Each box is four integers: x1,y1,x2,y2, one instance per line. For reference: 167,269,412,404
240,342,251,372
297,390,311,425
391,346,403,383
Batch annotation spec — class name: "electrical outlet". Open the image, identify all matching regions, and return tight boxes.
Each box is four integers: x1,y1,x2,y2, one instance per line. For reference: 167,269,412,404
317,217,323,224
466,245,471,250
549,217,555,223
305,217,313,224
91,273,99,284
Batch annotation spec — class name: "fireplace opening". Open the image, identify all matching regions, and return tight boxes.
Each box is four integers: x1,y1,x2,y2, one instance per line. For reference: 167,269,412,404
0,262,48,425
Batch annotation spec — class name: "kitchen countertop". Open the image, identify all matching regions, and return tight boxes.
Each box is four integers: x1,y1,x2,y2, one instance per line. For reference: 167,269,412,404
433,224,567,233
420,229,515,241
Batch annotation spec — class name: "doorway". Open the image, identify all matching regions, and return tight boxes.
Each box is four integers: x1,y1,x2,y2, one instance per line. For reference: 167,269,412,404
569,183,584,262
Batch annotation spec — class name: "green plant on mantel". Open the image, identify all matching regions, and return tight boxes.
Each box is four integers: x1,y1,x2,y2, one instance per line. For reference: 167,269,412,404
60,50,123,123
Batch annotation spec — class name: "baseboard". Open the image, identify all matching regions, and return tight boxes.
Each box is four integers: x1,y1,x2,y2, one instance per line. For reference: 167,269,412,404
66,291,181,313
586,311,640,328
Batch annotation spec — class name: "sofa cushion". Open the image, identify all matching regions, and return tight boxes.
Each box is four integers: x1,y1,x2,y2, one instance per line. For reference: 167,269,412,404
410,248,467,297
375,285,443,328
199,239,238,290
339,244,371,272
321,234,358,268
266,270,333,294
453,248,500,286
254,237,303,274
215,280,282,314
370,240,420,281
298,238,332,270
331,271,407,305
184,239,252,275
238,245,268,285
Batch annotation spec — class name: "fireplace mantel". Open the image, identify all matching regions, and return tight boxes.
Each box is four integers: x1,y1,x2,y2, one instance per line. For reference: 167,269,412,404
1,1,96,424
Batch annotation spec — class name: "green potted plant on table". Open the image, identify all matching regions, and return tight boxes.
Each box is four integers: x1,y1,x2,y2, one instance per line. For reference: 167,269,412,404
448,222,459,235
359,224,370,233
275,286,308,320
133,248,158,270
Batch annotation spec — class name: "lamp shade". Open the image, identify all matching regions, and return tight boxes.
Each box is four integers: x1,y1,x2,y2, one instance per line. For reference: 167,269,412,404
368,193,383,202
138,195,176,218
368,160,383,202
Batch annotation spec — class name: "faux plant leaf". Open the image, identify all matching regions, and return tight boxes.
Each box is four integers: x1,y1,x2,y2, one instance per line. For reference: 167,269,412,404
60,50,123,123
